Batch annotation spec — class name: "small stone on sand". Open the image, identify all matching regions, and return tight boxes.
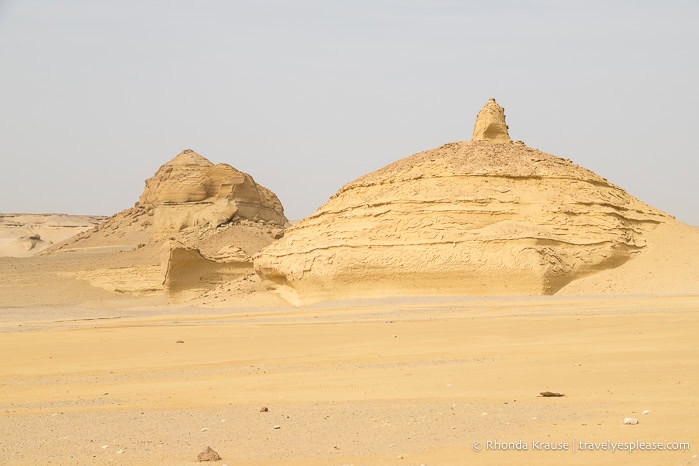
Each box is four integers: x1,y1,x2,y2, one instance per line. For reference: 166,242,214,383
273,425,281,429
176,340,184,343
642,410,651,415
201,427,208,432
624,418,639,425
260,407,268,412
197,446,221,462
101,445,108,449
539,391,565,397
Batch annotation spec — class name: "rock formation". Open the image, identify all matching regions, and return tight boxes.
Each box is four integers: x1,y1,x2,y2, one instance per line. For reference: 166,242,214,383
472,98,511,142
160,240,254,303
254,99,673,304
45,150,287,303
139,149,286,240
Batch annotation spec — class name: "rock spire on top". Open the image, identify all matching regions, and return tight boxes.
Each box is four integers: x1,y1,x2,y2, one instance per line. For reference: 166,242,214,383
472,98,512,142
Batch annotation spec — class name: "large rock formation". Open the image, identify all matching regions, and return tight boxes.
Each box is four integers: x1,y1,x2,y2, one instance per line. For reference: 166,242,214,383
254,99,673,304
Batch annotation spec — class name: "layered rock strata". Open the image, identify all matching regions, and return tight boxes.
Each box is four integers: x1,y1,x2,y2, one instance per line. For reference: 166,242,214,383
254,99,672,304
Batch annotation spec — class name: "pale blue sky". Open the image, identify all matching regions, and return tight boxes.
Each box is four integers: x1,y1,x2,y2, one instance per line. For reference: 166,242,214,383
1,1,697,224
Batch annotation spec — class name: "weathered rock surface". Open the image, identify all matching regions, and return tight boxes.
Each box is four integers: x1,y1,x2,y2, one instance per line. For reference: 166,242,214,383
140,149,286,240
254,99,672,304
472,98,511,142
161,240,254,303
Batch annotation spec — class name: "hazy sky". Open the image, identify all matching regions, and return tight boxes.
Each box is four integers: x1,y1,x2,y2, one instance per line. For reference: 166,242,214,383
1,1,697,224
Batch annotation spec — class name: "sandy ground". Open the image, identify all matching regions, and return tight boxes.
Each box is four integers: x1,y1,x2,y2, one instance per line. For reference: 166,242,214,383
1,295,697,465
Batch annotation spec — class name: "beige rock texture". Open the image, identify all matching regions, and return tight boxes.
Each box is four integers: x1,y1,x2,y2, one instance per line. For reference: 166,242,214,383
254,99,677,304
140,149,286,240
0,213,106,257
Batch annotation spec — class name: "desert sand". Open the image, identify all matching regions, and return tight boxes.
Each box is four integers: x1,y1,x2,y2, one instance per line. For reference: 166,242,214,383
0,295,697,464
1,99,698,465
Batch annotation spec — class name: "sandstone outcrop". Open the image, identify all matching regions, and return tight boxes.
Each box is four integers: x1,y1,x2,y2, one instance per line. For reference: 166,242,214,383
254,99,673,304
140,149,286,240
472,98,511,142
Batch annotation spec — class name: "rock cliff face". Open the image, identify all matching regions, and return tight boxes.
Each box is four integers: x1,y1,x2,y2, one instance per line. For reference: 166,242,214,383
139,149,287,240
160,241,254,303
254,100,672,304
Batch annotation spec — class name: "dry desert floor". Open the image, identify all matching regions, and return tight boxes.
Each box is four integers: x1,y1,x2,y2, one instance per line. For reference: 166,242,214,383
1,295,698,465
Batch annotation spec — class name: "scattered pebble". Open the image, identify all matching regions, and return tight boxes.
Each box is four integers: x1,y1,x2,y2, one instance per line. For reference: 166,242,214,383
539,391,565,397
201,427,209,432
273,425,281,429
197,446,221,462
397,455,404,459
624,418,639,425
176,341,184,344
116,450,124,455
642,410,651,415
220,419,227,422
392,335,398,338
260,407,268,412
101,445,108,449
481,412,488,416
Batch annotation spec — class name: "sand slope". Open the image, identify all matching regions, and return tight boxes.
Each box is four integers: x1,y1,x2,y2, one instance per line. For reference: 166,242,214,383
560,222,699,295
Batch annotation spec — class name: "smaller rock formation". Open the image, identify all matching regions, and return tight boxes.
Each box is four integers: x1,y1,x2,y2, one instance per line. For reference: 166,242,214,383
140,149,286,240
472,98,511,142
